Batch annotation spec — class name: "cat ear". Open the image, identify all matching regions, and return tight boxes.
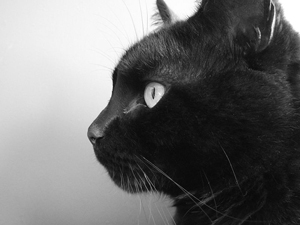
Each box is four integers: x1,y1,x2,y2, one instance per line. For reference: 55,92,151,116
155,0,179,25
232,0,277,54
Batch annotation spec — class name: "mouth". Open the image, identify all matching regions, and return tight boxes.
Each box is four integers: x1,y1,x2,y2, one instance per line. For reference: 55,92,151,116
93,145,158,193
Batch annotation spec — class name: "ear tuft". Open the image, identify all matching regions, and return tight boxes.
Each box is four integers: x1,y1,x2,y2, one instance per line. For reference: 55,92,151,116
155,0,179,25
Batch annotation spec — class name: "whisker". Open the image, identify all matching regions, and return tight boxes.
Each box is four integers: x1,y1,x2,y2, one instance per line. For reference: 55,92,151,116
88,68,112,74
96,26,126,53
138,0,145,36
154,203,170,225
130,164,140,192
148,199,157,225
138,156,213,223
165,203,177,225
90,63,114,72
145,174,158,192
120,170,124,190
90,37,126,54
126,175,132,193
121,0,139,41
218,141,243,195
95,15,127,48
137,155,253,223
136,171,146,192
144,0,149,33
137,158,160,191
90,48,117,65
105,3,131,42
136,164,157,192
137,195,142,225
202,171,218,218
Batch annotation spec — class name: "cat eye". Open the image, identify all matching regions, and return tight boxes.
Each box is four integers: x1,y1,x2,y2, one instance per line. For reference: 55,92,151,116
144,82,165,108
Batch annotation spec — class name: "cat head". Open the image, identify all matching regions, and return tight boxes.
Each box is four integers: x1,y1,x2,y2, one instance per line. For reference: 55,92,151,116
88,0,297,197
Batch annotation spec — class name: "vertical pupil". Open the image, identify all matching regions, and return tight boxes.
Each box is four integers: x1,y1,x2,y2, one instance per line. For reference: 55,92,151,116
151,87,156,99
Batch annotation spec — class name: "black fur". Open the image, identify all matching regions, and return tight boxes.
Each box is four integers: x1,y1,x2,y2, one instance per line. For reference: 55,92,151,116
88,0,300,224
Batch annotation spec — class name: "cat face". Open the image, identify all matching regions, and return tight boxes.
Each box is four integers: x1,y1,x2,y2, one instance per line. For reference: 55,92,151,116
88,0,298,199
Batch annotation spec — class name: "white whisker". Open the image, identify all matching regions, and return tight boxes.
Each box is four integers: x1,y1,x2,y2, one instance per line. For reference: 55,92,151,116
218,141,243,194
154,203,170,225
96,28,126,59
137,155,251,223
105,3,131,42
121,0,139,41
138,156,213,223
137,163,158,192
95,15,127,48
144,0,149,33
90,63,113,70
139,0,145,36
202,171,218,217
148,198,157,225
164,203,177,225
90,48,116,65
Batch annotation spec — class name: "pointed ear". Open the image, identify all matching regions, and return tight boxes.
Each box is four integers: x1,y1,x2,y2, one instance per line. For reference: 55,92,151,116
233,0,276,54
156,0,179,25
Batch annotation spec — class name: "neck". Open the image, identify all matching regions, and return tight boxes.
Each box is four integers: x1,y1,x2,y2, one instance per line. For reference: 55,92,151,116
172,178,300,225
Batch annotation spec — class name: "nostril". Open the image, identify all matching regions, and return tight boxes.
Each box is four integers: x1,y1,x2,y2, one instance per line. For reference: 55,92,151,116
87,124,104,145
89,136,98,145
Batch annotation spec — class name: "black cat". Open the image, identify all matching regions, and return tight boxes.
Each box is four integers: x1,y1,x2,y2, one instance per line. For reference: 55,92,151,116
88,0,300,224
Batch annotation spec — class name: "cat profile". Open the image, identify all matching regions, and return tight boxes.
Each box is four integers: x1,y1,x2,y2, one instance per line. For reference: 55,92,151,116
88,0,300,224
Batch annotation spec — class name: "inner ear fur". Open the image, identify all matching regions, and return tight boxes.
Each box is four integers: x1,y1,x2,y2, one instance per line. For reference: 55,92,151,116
232,0,276,54
192,0,277,54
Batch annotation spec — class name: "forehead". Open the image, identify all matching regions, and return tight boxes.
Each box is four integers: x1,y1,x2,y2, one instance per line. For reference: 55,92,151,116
116,28,195,82
114,19,230,85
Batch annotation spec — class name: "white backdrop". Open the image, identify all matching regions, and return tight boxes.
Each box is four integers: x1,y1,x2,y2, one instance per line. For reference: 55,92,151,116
0,1,299,224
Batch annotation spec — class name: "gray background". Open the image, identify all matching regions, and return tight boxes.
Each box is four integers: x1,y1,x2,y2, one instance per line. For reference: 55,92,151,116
1,0,299,224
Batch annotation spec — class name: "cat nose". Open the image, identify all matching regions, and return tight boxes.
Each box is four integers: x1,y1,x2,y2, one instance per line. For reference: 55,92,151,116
87,123,104,145
88,98,123,145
